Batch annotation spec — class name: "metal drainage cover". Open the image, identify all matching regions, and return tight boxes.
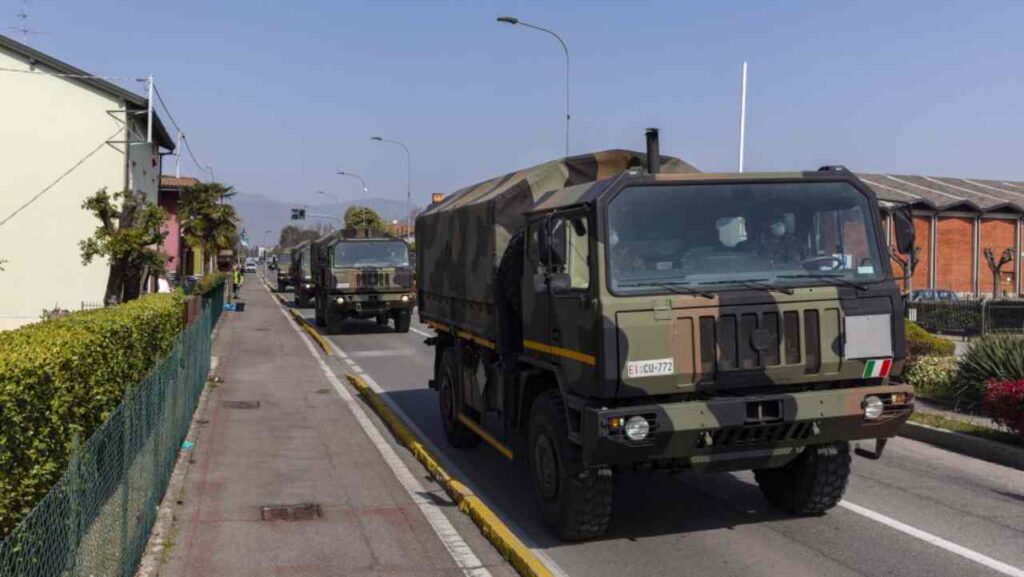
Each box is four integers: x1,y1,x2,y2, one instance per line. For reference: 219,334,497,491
221,400,260,409
259,503,323,521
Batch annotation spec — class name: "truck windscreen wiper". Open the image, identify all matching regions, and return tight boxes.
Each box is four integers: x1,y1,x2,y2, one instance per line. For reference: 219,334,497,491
776,274,869,291
697,278,794,295
621,281,714,299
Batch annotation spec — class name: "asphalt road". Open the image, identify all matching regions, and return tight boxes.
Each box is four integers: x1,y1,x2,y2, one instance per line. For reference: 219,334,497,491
284,292,1024,577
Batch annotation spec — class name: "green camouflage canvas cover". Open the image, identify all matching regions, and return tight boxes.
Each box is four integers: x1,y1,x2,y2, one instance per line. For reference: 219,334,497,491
416,149,698,311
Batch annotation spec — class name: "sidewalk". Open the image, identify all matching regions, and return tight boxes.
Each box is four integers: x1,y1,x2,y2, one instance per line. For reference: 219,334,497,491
153,279,510,577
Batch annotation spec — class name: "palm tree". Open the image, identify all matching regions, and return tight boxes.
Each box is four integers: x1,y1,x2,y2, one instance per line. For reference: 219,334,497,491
180,183,240,274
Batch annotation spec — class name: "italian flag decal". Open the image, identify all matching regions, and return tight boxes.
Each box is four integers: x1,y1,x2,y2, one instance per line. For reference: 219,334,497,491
863,359,892,378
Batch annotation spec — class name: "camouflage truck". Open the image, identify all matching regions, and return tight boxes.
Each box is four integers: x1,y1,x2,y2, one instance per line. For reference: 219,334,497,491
289,240,315,307
416,130,916,540
272,251,292,292
310,229,415,334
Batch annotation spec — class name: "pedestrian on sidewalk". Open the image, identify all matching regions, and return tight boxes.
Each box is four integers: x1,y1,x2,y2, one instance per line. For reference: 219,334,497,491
232,266,243,299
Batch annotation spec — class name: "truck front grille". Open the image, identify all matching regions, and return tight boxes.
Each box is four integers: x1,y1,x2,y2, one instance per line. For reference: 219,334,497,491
695,420,819,449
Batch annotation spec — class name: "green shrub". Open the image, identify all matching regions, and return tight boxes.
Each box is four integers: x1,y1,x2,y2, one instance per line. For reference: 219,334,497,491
0,292,185,536
192,272,226,296
904,355,959,401
956,335,1024,407
905,320,955,358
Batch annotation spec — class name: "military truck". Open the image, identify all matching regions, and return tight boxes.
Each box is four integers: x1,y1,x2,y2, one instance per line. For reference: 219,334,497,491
311,229,415,334
416,130,916,540
272,251,292,292
290,240,315,307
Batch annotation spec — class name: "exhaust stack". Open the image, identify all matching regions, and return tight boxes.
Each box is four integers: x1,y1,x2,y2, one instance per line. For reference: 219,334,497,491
645,128,660,174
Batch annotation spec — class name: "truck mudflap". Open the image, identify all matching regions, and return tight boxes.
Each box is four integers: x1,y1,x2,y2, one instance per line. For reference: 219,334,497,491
580,384,913,471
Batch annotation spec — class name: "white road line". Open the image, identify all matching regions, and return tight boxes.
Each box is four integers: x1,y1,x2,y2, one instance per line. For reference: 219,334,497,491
266,285,492,577
840,501,1024,577
324,337,572,577
350,349,415,358
411,327,433,338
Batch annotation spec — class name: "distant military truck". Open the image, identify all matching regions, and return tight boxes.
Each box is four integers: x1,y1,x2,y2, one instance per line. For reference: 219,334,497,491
416,130,916,540
311,229,415,334
290,240,315,307
272,251,292,292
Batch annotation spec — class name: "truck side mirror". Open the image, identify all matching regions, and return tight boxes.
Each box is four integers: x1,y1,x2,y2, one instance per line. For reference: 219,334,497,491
893,207,915,255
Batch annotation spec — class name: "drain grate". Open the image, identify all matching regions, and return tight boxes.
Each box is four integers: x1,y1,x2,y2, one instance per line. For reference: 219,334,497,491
259,503,323,521
221,400,260,409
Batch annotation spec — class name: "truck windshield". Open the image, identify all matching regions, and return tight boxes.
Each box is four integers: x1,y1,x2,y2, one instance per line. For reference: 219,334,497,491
333,241,409,268
607,181,884,292
276,253,291,265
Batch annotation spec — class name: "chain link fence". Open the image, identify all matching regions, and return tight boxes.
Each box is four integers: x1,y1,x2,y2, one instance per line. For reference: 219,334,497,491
0,283,224,577
908,298,1024,337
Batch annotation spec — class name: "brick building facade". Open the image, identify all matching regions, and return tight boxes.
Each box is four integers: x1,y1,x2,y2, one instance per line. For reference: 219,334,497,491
861,174,1024,297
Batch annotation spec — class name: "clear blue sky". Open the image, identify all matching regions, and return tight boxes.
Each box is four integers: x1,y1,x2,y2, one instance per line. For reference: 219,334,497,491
13,0,1024,213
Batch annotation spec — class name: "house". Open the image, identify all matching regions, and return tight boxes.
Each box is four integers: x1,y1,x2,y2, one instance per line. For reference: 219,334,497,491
159,175,203,280
0,34,176,329
861,174,1024,297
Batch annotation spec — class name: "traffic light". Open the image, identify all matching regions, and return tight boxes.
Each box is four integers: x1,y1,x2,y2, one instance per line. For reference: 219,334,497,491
291,208,306,220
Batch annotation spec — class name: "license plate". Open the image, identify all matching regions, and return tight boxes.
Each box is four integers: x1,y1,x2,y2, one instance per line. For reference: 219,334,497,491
626,358,674,378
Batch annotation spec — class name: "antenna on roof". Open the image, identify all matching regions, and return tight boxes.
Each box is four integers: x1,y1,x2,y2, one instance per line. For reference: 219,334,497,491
8,0,40,44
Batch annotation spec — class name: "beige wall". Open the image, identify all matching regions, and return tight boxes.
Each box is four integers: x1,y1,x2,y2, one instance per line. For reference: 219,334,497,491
0,50,140,329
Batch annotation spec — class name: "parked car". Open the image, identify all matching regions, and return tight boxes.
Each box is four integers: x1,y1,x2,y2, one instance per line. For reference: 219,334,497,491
908,289,959,302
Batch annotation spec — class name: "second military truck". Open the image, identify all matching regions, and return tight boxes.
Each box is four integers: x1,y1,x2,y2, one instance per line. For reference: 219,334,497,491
311,229,415,334
289,240,315,307
416,130,916,540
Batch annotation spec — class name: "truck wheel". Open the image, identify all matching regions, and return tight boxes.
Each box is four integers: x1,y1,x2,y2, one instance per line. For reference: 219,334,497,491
528,390,613,541
296,293,311,308
438,347,481,448
326,311,343,335
394,311,411,333
277,281,286,292
314,298,325,326
754,441,851,515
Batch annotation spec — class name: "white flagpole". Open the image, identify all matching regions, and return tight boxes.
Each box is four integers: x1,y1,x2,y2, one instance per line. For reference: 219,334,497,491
738,61,747,173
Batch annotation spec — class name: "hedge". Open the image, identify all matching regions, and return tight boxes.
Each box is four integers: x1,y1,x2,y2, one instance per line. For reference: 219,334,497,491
905,320,956,358
0,292,186,536
192,272,227,297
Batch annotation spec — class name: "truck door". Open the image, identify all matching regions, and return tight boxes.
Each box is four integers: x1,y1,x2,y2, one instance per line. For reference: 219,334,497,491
521,217,552,361
542,212,597,382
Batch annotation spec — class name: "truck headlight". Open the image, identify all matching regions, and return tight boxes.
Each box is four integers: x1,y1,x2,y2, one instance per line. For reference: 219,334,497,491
335,297,345,304
401,295,410,302
863,395,884,420
624,416,650,441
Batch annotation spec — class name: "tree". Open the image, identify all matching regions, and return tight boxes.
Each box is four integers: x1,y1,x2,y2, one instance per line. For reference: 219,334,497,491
344,205,383,232
79,188,167,304
180,182,240,273
277,225,323,249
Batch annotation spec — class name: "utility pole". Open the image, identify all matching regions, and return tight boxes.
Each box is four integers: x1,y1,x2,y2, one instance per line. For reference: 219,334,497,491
371,137,412,238
175,131,182,178
146,74,154,144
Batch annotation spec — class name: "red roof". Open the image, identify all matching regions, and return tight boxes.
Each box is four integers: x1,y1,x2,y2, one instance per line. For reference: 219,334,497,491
160,175,200,189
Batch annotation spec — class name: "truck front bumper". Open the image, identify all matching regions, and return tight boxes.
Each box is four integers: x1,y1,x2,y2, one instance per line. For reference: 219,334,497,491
581,384,913,471
328,293,415,319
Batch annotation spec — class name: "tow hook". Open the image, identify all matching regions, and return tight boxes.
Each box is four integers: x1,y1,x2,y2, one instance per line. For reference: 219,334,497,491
854,438,888,460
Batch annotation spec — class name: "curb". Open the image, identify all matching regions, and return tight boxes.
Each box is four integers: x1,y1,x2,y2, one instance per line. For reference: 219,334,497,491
900,422,1024,471
262,281,332,355
345,373,553,577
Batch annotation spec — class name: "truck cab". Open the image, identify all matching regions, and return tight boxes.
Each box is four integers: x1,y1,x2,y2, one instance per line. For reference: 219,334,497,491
290,241,314,307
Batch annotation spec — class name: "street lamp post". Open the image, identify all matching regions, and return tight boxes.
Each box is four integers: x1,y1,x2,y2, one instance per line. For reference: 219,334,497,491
316,189,342,221
336,171,369,230
371,136,412,239
497,16,570,157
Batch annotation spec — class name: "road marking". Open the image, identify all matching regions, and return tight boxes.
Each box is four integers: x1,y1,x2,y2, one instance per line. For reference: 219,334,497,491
411,327,433,338
839,501,1024,577
266,285,493,577
350,349,415,358
323,337,572,577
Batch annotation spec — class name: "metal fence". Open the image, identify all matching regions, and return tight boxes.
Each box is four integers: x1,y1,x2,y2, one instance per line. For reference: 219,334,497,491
908,298,1024,336
0,283,224,577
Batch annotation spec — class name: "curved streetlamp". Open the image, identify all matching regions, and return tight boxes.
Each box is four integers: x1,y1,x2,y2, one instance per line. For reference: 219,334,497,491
371,136,412,237
497,15,571,157
336,171,369,229
316,189,342,221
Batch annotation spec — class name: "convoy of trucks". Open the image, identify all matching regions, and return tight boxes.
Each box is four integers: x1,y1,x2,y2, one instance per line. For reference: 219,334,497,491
268,130,916,541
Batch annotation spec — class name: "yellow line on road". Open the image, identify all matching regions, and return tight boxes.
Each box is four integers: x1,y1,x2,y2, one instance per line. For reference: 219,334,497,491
346,373,553,577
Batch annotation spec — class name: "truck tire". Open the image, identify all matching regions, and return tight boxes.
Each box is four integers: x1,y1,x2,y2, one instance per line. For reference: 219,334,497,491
326,311,343,335
394,311,411,333
754,441,851,515
314,298,325,326
528,389,613,541
438,346,481,448
296,292,311,308
277,280,286,293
